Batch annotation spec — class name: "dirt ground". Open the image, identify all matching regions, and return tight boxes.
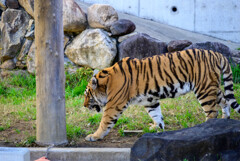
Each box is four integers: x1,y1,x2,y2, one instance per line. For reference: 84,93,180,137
67,129,139,148
0,120,139,148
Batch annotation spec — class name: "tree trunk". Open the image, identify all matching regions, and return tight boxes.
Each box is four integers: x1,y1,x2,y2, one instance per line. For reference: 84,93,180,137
35,0,67,145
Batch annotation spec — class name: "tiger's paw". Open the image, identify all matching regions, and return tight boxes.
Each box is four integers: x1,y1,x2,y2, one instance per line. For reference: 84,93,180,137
85,134,102,142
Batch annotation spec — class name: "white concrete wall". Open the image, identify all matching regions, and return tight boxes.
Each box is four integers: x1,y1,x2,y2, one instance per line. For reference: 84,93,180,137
80,0,240,43
195,0,240,43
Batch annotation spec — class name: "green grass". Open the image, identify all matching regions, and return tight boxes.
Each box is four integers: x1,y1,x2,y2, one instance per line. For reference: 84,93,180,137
114,116,131,128
65,67,93,98
87,113,101,125
16,136,36,147
232,64,240,83
0,66,240,146
0,126,5,131
66,124,86,139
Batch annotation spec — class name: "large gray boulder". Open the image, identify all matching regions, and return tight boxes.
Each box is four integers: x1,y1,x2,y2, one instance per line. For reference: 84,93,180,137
63,0,87,33
65,29,117,69
87,4,118,31
0,9,30,61
184,42,233,62
18,0,34,17
118,33,167,61
131,119,240,161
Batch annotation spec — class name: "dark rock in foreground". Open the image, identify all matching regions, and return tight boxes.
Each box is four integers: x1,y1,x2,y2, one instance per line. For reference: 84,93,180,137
131,119,240,161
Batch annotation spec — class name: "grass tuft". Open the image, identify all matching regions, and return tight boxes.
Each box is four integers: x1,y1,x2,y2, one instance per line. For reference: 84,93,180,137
66,124,86,139
231,64,240,83
65,67,93,98
87,113,101,125
16,136,36,147
0,126,5,131
114,116,130,128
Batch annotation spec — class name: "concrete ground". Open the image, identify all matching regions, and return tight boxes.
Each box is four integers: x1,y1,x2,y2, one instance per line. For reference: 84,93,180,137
30,148,130,161
0,147,131,161
76,0,240,51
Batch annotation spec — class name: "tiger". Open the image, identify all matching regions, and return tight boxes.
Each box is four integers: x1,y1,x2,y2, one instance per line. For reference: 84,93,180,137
83,48,240,141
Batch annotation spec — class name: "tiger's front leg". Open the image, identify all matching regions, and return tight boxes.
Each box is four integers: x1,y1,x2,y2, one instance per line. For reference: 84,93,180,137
85,106,124,141
145,102,165,130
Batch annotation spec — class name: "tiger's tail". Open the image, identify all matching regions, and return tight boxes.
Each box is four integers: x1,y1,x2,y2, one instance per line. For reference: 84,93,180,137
221,55,240,113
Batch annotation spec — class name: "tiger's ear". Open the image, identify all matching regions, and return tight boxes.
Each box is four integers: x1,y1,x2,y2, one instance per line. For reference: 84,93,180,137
91,77,98,90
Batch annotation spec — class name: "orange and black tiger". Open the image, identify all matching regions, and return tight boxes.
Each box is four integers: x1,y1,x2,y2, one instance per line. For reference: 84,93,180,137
83,49,240,141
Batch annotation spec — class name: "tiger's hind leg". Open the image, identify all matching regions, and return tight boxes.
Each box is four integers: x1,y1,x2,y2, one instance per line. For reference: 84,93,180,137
194,70,221,121
144,102,165,130
195,88,218,121
216,90,230,119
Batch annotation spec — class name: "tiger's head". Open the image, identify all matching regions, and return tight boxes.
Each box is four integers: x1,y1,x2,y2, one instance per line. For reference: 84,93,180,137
83,70,108,112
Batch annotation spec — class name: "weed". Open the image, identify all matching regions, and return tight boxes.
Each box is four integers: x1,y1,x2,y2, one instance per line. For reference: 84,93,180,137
23,136,36,146
65,67,93,97
66,124,86,139
118,128,125,136
66,96,84,107
143,127,157,133
114,116,130,128
64,67,93,98
231,64,240,83
87,113,101,125
15,129,21,134
176,110,196,128
9,74,36,89
0,126,5,131
16,136,36,147
237,48,240,51
0,82,6,95
0,73,36,105
72,79,88,97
